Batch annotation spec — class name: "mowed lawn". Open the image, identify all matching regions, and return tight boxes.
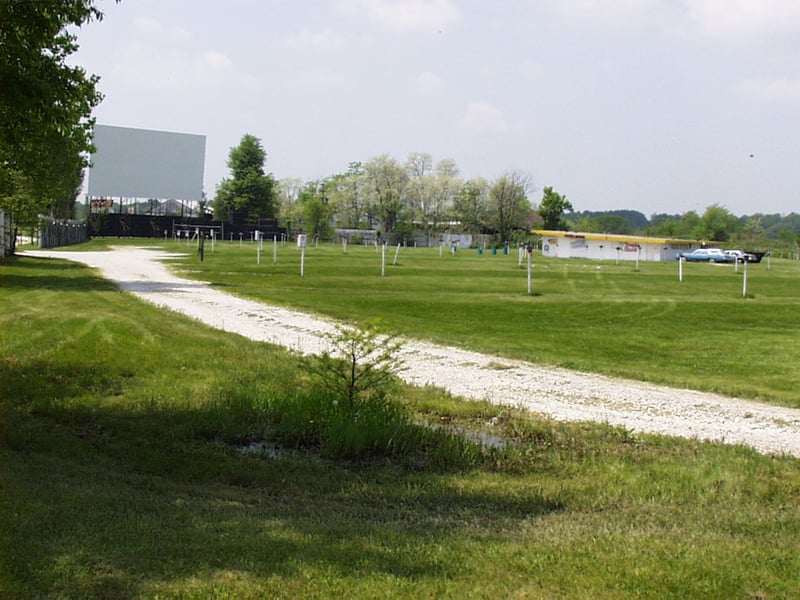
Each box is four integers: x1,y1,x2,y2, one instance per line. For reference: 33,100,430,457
2,242,799,599
167,238,800,407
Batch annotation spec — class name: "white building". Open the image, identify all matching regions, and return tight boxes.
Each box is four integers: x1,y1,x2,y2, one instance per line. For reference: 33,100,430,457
533,230,702,262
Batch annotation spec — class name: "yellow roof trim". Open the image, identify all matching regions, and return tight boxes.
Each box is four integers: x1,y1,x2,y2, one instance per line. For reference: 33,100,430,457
531,229,702,245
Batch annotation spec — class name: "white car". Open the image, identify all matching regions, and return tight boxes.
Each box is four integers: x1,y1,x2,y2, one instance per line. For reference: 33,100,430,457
724,250,756,263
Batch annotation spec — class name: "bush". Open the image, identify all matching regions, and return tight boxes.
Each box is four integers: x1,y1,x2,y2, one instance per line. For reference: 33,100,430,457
306,322,405,409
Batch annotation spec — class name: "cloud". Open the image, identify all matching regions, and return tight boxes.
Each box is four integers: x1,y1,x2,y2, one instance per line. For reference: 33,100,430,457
549,0,800,39
551,0,660,21
337,0,461,32
415,71,444,94
196,52,259,90
295,68,349,89
114,44,258,93
110,16,258,93
518,60,544,81
132,16,191,41
282,27,345,51
736,77,800,100
458,101,509,134
685,0,800,38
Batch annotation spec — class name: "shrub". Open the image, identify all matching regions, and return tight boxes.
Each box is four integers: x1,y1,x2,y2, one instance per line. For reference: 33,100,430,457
306,322,405,409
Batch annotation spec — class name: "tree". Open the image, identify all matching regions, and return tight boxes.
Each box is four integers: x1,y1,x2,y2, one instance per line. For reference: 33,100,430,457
736,216,765,247
695,204,740,242
307,322,404,408
298,180,332,240
403,153,460,236
277,177,303,230
213,134,277,222
338,161,366,229
405,151,433,179
454,178,490,234
488,172,533,242
0,0,113,230
538,186,573,230
404,152,431,227
363,155,408,234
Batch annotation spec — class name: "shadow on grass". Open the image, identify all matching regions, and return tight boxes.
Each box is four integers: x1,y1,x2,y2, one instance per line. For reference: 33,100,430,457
2,394,565,598
0,359,130,408
1,257,117,292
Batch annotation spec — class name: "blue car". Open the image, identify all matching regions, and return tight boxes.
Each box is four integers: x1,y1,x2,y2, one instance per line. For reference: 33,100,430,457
679,248,728,263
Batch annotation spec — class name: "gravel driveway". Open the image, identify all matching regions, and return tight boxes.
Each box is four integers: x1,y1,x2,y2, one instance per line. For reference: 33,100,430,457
22,247,800,458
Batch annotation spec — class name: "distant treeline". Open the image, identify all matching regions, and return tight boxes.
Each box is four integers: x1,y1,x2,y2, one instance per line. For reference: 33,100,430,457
568,208,800,246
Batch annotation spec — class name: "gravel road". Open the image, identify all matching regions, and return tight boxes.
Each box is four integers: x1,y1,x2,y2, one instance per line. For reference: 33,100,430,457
22,247,800,458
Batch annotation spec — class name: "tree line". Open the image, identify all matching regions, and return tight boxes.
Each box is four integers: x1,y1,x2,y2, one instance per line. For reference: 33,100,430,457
213,134,799,249
213,135,539,244
569,207,800,248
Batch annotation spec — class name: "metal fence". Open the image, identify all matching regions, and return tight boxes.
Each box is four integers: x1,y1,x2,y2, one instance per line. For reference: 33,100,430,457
39,217,89,249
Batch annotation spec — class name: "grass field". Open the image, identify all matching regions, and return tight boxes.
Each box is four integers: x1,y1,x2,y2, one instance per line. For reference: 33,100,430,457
2,241,799,598
166,237,799,407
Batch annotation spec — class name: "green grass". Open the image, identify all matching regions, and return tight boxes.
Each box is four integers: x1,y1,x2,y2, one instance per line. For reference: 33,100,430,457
130,237,798,406
2,246,800,598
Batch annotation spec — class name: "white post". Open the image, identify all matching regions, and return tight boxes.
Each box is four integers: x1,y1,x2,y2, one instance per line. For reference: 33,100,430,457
742,259,748,297
393,243,401,265
343,238,347,254
527,249,532,295
211,230,216,252
256,231,261,265
635,247,640,271
381,243,386,276
679,256,684,282
273,235,278,263
300,245,305,277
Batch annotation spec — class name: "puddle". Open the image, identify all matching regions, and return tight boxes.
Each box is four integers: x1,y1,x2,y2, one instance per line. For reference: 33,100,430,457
422,421,514,450
459,428,513,450
235,422,515,460
236,440,294,458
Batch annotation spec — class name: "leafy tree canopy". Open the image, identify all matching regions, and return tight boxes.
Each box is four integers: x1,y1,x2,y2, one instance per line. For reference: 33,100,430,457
538,186,573,230
695,204,740,242
0,0,112,221
363,154,408,234
488,172,532,242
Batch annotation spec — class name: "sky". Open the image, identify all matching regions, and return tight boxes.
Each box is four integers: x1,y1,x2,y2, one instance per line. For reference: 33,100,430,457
69,0,800,217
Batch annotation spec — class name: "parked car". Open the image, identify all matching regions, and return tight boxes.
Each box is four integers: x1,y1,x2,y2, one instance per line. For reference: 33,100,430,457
723,249,756,263
679,248,728,262
743,250,767,263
